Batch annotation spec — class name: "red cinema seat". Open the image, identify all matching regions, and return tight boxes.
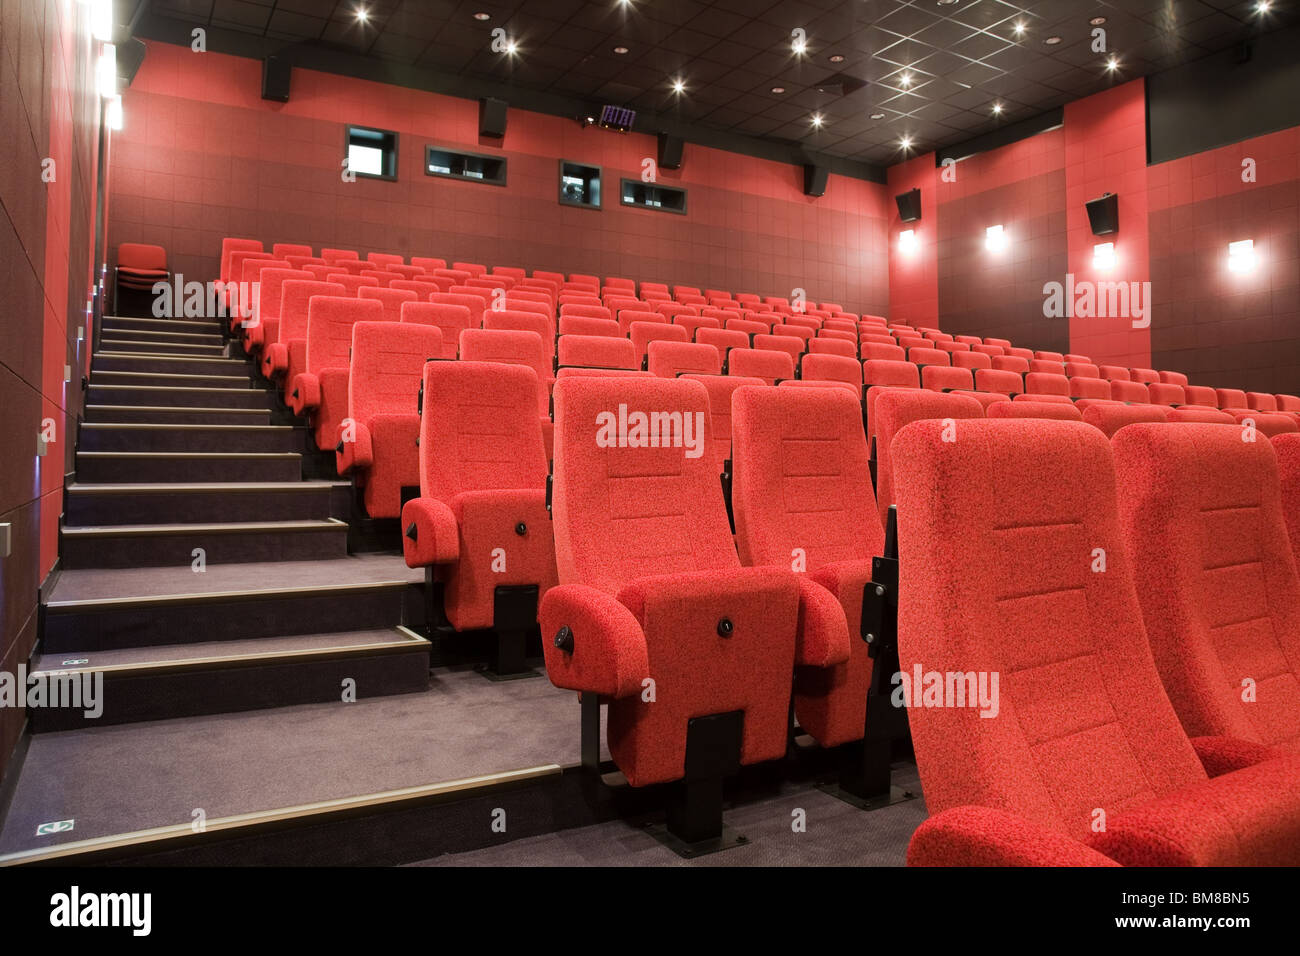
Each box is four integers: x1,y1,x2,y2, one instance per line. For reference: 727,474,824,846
263,279,346,380
540,376,848,842
224,249,272,317
272,243,313,259
321,248,360,264
325,273,381,297
402,361,557,674
459,328,554,453
951,351,992,371
675,314,722,340
430,292,486,328
972,344,1005,359
872,389,984,528
730,386,886,759
921,365,974,394
727,348,794,385
991,355,1030,374
1276,395,1300,413
219,238,262,291
1065,361,1100,379
1082,402,1169,437
1160,370,1189,386
1273,434,1300,570
988,400,1083,421
862,342,906,362
390,280,441,301
1069,376,1112,401
617,309,665,336
863,359,920,396
335,321,442,518
558,316,620,338
753,334,805,364
646,341,722,379
401,302,472,360
359,286,419,324
893,417,1300,866
561,303,613,322
1110,380,1150,403
1029,359,1066,375
245,267,310,352
1169,406,1235,424
452,261,487,278
1147,383,1186,406
801,353,864,397
1115,423,1300,755
974,368,1022,396
1034,350,1065,362
950,390,1011,412
1182,385,1218,406
1023,372,1070,397
909,347,951,368
558,334,637,371
680,373,764,476
1230,411,1300,437
411,256,446,272
290,295,386,448
808,337,857,358
983,337,1012,349
727,318,768,338
1248,392,1279,412
484,309,555,359
630,321,689,364
234,257,290,331
1099,365,1131,381
1130,368,1161,385
696,327,749,357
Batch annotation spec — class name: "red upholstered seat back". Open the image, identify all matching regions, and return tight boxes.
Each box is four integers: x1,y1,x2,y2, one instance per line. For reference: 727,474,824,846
728,348,794,385
551,376,735,595
873,389,984,525
646,341,721,378
118,242,167,272
306,296,385,374
348,321,442,425
1114,423,1300,752
731,385,883,569
459,328,551,415
1273,434,1300,574
429,292,486,327
220,238,262,283
890,417,1208,840
680,373,764,474
358,287,419,323
400,302,472,360
418,361,548,502
1082,402,1168,437
558,334,636,370
278,280,347,342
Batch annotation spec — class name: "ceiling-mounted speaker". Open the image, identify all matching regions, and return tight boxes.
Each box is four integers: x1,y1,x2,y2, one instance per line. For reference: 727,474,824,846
803,164,828,197
896,188,921,222
480,97,508,139
1085,192,1119,235
117,37,146,88
261,56,291,103
658,132,683,170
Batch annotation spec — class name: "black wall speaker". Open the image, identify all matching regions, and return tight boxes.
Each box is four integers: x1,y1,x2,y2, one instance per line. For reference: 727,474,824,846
118,38,146,88
1085,192,1119,235
480,97,508,138
803,164,828,197
657,133,684,170
261,56,291,103
895,188,921,222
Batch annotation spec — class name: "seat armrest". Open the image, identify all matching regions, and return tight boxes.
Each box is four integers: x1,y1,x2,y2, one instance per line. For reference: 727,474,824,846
1191,735,1293,777
809,558,875,640
400,497,459,567
909,806,1120,867
335,419,373,473
290,372,321,412
540,584,649,698
793,575,851,667
264,342,289,376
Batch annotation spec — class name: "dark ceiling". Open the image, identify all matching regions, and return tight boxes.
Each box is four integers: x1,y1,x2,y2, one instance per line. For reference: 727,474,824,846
129,0,1295,168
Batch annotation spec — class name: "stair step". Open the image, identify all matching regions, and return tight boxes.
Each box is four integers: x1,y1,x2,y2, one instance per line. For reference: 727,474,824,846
93,352,252,376
42,555,425,652
83,404,272,425
99,338,227,356
100,316,226,336
86,384,275,409
65,481,341,525
27,627,430,730
98,327,226,347
60,518,349,569
91,370,254,389
78,422,303,453
75,451,302,483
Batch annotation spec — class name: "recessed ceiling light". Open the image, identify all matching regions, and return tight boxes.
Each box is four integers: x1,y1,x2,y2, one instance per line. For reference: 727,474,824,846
1090,16,1107,25
992,102,1002,114
1105,55,1120,71
473,12,491,20
792,32,807,55
938,0,958,5
811,113,824,127
900,135,913,150
1013,20,1026,36
899,70,913,88
771,86,786,94
505,39,518,54
829,54,844,63
870,112,885,120
355,5,369,22
671,77,685,94
1256,1,1273,12
1044,35,1062,45
613,46,628,54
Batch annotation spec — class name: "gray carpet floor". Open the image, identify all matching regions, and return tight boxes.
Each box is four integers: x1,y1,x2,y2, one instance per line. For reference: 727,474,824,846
411,763,926,867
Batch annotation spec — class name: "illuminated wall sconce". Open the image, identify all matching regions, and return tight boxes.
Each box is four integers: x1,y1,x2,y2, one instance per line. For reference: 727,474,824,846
107,94,123,130
985,224,1007,252
898,228,916,253
1228,239,1255,273
1093,241,1116,269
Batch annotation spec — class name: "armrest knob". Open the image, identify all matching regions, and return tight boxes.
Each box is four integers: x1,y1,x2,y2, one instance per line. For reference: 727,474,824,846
553,625,574,653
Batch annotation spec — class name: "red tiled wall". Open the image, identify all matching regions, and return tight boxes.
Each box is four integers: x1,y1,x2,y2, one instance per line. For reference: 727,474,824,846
1063,80,1152,369
886,152,938,327
936,128,1069,352
0,0,100,776
109,42,891,315
1148,125,1300,393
